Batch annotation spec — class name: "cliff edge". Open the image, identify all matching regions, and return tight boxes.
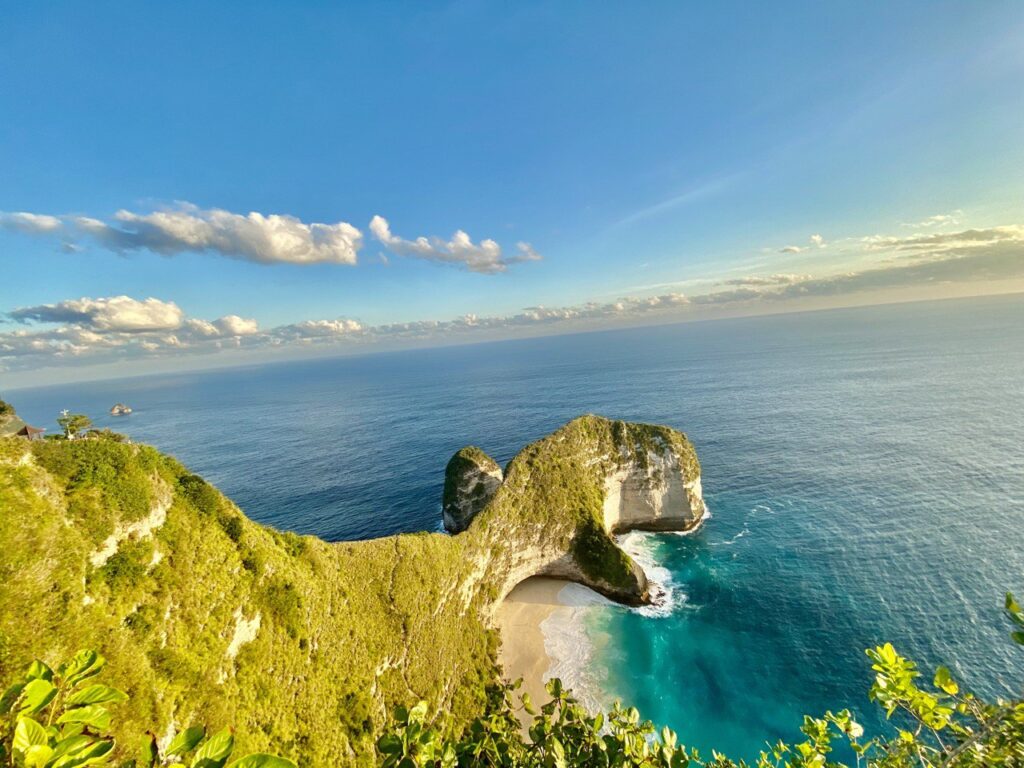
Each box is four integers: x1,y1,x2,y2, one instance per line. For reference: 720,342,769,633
0,415,704,766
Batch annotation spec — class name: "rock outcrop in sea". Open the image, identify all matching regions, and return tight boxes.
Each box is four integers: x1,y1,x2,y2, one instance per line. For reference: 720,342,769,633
442,446,503,533
449,415,706,606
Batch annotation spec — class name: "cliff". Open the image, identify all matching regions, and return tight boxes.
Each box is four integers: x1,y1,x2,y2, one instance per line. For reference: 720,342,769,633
0,397,26,437
0,415,704,766
451,416,706,606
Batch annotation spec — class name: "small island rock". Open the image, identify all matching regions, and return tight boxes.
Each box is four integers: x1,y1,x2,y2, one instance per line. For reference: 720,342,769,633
442,446,503,533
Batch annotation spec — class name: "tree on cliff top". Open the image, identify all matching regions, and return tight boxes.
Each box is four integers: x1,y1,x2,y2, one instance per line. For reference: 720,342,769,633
56,412,91,438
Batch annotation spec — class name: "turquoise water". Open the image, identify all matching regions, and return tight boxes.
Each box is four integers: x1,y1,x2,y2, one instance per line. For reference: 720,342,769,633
8,294,1024,760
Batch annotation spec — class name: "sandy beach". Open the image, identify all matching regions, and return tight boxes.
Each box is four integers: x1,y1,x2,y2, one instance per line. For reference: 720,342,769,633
496,575,616,725
495,577,568,711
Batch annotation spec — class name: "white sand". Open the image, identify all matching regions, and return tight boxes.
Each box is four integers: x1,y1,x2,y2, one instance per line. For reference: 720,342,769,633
495,577,613,721
495,577,567,710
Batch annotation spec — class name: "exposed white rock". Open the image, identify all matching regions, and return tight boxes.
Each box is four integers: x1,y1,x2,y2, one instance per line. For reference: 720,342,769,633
225,608,261,660
602,450,706,533
90,478,172,567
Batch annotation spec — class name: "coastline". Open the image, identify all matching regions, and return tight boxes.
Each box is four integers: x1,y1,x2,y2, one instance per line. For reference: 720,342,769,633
496,578,567,710
495,577,613,717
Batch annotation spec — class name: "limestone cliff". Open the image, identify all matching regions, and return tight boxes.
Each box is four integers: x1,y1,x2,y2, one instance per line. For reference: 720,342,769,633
0,414,704,767
452,415,706,607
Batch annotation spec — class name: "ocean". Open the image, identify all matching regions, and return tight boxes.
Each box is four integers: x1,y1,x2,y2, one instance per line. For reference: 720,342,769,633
7,294,1024,760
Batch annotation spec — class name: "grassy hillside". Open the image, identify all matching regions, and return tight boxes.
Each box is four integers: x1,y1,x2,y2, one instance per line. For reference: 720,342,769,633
0,415,701,766
0,436,494,765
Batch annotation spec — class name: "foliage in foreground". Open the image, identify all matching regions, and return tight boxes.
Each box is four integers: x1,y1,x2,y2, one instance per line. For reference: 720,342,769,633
379,596,1024,768
0,649,294,768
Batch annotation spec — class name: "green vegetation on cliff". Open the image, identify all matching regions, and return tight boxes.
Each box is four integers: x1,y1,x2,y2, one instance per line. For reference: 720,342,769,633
0,437,495,766
0,414,704,766
462,416,702,599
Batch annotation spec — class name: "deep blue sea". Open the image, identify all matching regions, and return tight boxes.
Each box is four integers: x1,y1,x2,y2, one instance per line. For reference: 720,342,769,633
8,294,1024,760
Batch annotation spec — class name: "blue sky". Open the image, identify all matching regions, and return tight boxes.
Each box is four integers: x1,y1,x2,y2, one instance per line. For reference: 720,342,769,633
2,2,1023,385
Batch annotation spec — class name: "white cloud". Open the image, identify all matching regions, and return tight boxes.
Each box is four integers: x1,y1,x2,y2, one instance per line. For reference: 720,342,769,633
3,204,540,274
723,273,811,287
0,212,63,234
779,233,827,253
2,297,264,364
9,296,186,332
902,211,963,229
272,319,364,340
3,223,1023,374
214,315,259,336
72,204,363,265
370,215,542,274
863,225,1024,252
695,235,1024,305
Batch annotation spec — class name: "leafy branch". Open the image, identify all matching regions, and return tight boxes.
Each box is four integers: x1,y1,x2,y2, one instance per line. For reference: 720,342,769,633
0,650,295,768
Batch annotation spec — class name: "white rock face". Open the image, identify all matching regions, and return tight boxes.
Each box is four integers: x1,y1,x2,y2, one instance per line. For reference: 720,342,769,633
602,451,706,533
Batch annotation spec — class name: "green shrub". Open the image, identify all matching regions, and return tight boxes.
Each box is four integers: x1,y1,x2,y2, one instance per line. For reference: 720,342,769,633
219,515,244,544
179,474,222,516
98,539,151,590
260,581,303,639
380,595,1024,767
0,649,295,768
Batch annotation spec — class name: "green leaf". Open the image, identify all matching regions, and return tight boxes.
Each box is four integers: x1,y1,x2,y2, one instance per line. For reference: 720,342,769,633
57,704,113,732
933,666,959,695
167,726,206,757
49,738,114,768
521,692,536,716
65,685,128,708
13,716,50,756
409,701,428,723
58,650,105,688
225,754,298,768
25,660,54,683
191,728,235,768
550,737,566,768
24,743,54,768
18,679,57,715
0,682,26,714
138,732,159,768
1006,592,1022,617
1013,630,1024,646
376,734,402,755
46,735,94,764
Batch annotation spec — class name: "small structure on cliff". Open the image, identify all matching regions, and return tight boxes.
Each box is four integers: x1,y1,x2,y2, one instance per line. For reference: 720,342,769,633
0,399,45,440
14,424,45,440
